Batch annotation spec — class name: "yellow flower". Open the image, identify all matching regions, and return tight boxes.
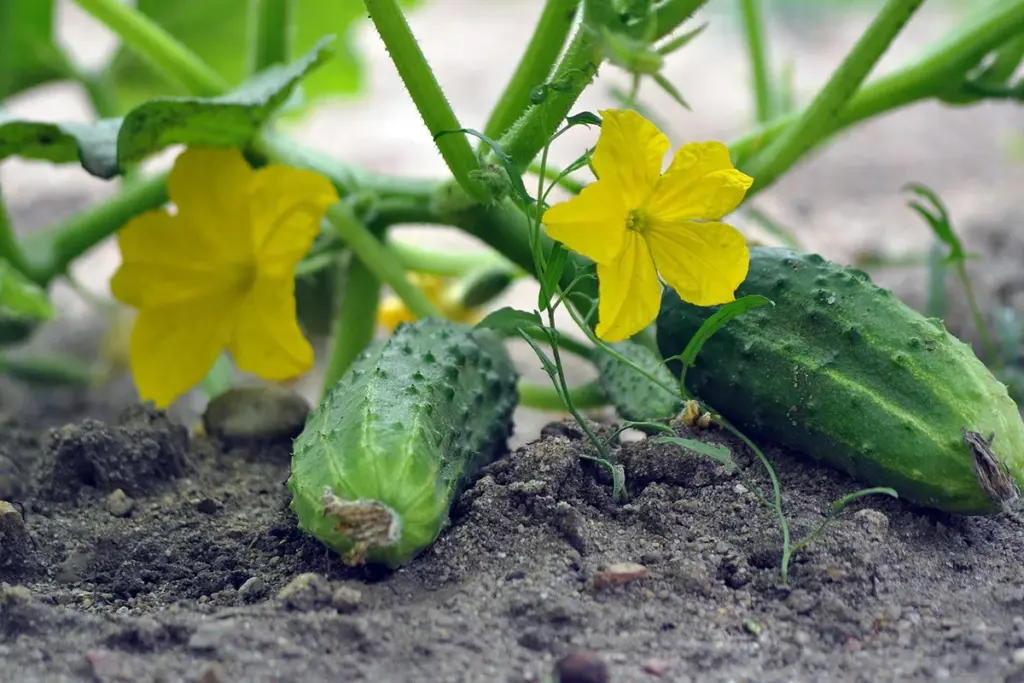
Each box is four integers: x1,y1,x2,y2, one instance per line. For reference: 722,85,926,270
376,274,481,332
542,109,753,342
110,146,338,407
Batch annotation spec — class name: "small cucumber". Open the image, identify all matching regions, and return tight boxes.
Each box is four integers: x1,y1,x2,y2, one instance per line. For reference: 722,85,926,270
594,340,682,427
288,318,518,567
657,247,1024,514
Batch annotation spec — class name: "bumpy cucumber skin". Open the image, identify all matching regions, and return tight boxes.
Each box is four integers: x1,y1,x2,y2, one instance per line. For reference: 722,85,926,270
657,247,1024,514
595,340,682,426
288,318,518,567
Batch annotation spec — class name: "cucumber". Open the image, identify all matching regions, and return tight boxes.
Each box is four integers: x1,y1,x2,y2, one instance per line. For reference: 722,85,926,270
288,317,518,567
656,247,1024,515
594,340,682,427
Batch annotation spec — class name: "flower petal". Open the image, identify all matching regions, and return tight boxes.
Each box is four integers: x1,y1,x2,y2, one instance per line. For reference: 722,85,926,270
542,182,628,264
248,164,339,277
111,209,251,308
646,220,749,306
168,147,255,258
594,231,662,342
645,142,753,221
128,293,239,408
593,109,670,208
228,276,313,380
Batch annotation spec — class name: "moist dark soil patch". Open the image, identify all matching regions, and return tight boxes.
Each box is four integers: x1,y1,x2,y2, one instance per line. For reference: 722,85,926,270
2,403,1024,683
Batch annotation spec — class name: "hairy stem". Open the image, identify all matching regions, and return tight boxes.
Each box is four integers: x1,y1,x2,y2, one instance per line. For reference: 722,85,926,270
362,0,488,202
484,0,580,140
72,0,228,96
738,0,775,123
23,173,169,283
323,255,381,397
742,0,926,195
731,0,1024,192
248,0,293,73
325,203,439,320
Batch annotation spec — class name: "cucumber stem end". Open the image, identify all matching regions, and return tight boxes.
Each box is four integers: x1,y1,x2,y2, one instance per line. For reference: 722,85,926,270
321,487,403,566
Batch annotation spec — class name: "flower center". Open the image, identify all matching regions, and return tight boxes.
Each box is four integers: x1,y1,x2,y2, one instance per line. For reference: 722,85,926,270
626,209,650,234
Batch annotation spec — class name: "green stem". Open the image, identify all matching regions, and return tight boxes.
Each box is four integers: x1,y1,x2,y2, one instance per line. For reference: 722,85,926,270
362,0,487,203
0,186,30,275
323,256,380,398
23,172,169,283
498,22,601,172
439,189,598,305
388,239,518,277
738,0,775,123
731,0,1024,193
325,202,439,320
527,160,586,195
0,354,95,387
652,0,710,41
248,0,292,73
742,0,925,196
956,262,1000,367
72,0,228,97
518,379,606,411
483,0,580,140
712,412,791,584
520,325,594,360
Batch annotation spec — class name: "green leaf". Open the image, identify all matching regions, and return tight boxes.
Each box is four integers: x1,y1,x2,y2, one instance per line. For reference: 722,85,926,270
0,37,334,178
538,243,569,310
0,259,54,321
475,306,542,333
904,183,970,265
106,0,421,114
0,0,65,100
668,295,773,387
654,435,735,472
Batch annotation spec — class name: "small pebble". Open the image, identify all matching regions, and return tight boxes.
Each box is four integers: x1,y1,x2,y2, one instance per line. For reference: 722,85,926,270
196,498,219,515
641,658,671,676
198,662,228,683
554,650,608,683
852,508,889,536
104,489,135,517
84,649,131,679
593,562,646,589
202,386,310,441
331,585,362,614
237,577,267,602
743,620,763,636
277,573,333,611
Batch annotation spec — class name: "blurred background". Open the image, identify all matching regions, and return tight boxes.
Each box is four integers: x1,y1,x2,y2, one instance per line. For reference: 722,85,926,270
2,0,1022,444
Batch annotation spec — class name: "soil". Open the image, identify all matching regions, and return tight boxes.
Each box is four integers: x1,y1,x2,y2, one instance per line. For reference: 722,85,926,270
3,397,1024,683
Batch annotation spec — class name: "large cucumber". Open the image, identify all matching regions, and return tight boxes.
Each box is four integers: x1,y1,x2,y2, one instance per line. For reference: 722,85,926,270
657,247,1024,514
288,318,518,567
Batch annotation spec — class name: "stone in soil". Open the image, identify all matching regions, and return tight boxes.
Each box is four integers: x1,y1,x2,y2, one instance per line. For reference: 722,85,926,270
201,385,310,442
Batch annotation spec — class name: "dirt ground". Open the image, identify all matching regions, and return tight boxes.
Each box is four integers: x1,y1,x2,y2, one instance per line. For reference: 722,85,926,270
5,0,1024,681
5,400,1024,683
